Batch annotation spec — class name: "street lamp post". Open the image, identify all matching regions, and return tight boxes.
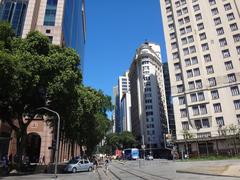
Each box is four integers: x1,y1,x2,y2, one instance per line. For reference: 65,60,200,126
37,107,60,179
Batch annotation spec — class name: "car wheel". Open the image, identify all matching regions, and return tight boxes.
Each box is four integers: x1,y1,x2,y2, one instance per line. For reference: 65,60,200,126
72,167,77,173
88,167,93,172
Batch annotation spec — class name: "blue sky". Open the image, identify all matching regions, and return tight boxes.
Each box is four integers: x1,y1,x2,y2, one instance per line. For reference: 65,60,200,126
83,0,166,98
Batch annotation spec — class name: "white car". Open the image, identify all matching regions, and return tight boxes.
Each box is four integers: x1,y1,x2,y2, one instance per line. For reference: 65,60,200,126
64,159,93,173
146,155,154,160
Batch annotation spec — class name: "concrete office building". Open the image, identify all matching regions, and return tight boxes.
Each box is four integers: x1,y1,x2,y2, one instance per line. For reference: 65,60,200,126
113,72,132,133
160,0,240,155
129,42,169,150
119,71,131,132
0,0,86,163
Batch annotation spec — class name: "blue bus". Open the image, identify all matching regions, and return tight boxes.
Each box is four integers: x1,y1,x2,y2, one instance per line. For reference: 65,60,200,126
123,148,139,160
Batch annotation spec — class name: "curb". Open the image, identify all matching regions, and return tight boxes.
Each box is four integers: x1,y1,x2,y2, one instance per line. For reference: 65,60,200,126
176,169,240,178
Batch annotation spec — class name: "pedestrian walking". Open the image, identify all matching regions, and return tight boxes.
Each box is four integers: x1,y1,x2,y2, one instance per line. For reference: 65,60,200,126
104,158,109,172
2,155,9,176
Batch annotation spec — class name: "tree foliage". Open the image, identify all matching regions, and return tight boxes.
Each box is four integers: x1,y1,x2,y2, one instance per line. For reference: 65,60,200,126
0,21,112,166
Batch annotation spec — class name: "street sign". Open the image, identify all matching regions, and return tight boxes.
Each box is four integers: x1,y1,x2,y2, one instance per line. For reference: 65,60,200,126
141,144,145,149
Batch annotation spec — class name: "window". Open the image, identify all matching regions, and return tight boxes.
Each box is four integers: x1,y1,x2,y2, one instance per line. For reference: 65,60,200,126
234,100,240,110
192,106,200,116
185,58,191,66
206,65,214,74
237,46,240,55
213,103,222,113
189,46,196,53
202,43,209,51
193,68,200,76
195,13,202,21
180,28,186,35
181,37,187,45
169,23,174,30
166,7,171,13
176,73,182,81
189,81,195,90
230,23,238,31
43,0,58,26
195,120,202,129
173,52,179,59
202,119,210,128
233,34,240,43
197,23,204,31
174,63,180,70
190,93,197,102
200,104,207,114
175,1,180,7
171,42,177,49
219,38,227,47
224,3,232,11
191,56,198,64
177,10,182,16
216,117,225,126
186,26,192,33
167,15,173,22
178,18,184,25
199,33,207,40
231,86,240,96
188,35,194,43
209,0,216,5
182,121,189,130
183,48,189,55
216,27,224,35
214,17,221,25
169,33,176,39
177,85,184,93
187,70,193,78
180,109,187,118
193,4,200,11
179,96,185,105
204,54,212,62
237,115,240,125
225,61,233,70
182,7,188,14
227,13,235,21
222,49,230,58
211,90,219,99
198,92,205,101
211,8,219,15
208,77,216,87
196,80,202,88
228,73,236,83
184,16,190,23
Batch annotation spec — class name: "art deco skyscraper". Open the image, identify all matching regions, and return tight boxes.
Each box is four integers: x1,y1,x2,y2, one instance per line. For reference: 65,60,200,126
129,42,169,150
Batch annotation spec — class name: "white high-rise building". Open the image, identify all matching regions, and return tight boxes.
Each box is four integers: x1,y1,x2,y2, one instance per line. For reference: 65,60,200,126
160,0,240,154
118,71,131,132
129,42,169,150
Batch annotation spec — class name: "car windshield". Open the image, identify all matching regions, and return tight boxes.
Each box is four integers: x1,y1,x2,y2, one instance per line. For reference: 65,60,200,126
68,159,78,164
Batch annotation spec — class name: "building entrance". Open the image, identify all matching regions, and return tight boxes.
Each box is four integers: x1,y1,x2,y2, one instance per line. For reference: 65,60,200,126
26,133,41,163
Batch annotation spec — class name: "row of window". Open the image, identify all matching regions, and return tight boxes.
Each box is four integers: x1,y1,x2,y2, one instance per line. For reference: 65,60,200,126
180,99,240,118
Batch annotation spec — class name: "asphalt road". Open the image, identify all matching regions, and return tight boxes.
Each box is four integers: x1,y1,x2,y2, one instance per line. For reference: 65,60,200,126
2,159,240,180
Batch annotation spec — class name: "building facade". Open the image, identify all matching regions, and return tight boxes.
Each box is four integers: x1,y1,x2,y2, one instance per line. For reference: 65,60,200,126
160,0,240,155
118,71,131,132
129,42,169,150
0,0,86,163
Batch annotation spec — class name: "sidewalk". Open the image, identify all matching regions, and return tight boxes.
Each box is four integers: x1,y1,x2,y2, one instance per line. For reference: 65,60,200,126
177,164,240,178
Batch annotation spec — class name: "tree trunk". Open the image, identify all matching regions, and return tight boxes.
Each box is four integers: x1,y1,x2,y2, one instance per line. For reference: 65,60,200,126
71,140,75,158
16,128,28,170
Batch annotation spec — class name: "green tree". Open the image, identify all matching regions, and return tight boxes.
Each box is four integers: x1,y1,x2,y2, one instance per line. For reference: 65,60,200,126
0,28,81,168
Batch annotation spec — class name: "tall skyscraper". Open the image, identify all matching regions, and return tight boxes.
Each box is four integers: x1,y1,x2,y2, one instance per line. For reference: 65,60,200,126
0,0,86,64
0,0,86,163
129,42,169,150
160,0,240,154
113,71,132,133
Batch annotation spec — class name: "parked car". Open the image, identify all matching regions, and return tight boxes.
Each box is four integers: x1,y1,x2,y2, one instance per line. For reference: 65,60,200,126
145,155,154,160
64,159,93,173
